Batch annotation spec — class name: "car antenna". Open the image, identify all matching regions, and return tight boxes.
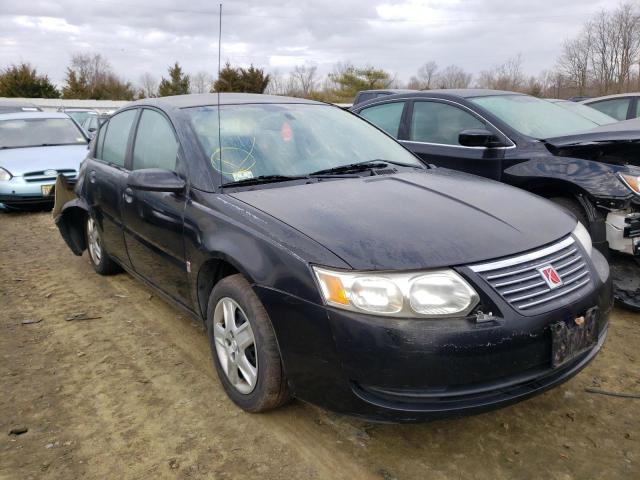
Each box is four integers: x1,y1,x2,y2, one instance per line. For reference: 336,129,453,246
217,3,223,187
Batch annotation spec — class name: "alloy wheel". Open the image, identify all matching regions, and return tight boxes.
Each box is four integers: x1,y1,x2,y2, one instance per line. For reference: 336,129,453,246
213,297,258,394
87,217,102,265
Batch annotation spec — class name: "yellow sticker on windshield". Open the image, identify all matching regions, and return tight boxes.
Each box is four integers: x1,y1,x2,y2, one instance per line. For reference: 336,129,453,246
232,170,254,182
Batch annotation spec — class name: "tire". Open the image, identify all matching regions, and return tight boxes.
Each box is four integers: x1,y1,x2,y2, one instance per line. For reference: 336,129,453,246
550,196,589,229
206,274,290,412
85,215,121,275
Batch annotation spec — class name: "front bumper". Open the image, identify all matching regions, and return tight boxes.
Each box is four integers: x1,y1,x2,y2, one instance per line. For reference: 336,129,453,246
0,173,77,206
254,250,612,422
606,209,640,255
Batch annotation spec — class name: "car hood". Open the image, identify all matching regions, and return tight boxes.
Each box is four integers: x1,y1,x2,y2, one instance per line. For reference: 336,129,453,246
545,124,640,167
229,169,575,271
545,122,640,148
0,144,88,176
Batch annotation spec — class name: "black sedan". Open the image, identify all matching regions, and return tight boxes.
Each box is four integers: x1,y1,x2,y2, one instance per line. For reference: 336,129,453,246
351,90,640,265
55,94,611,422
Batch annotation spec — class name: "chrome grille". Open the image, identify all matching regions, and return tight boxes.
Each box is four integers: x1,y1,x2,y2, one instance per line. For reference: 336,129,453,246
469,237,591,312
23,169,76,183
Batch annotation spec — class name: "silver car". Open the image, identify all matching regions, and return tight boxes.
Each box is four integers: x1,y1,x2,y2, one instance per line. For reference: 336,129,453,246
0,112,88,209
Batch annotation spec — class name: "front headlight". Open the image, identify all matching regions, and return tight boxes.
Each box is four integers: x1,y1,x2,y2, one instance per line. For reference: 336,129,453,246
312,266,479,318
619,173,640,195
0,167,12,181
572,221,593,257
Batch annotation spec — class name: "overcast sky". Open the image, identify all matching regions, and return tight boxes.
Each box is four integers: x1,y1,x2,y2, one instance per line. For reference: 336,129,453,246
0,0,615,87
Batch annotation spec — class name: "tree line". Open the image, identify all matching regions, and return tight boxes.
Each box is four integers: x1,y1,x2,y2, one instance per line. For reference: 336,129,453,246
0,2,638,102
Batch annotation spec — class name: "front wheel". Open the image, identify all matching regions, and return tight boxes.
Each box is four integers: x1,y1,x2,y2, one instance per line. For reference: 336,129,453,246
86,216,121,275
206,274,290,412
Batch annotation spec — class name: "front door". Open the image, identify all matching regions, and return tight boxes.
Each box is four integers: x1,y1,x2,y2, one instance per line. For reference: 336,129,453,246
400,100,505,180
121,108,189,304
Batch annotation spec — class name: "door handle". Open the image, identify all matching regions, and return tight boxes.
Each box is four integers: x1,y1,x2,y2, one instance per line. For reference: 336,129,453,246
123,187,134,204
89,170,97,184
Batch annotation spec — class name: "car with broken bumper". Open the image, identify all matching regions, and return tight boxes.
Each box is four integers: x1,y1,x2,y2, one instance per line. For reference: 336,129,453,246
55,94,611,422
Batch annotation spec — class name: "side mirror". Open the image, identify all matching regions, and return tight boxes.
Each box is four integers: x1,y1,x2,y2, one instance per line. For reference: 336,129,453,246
127,169,186,193
458,129,502,148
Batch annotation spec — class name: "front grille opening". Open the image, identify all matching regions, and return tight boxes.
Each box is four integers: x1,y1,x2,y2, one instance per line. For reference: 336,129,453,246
470,237,592,314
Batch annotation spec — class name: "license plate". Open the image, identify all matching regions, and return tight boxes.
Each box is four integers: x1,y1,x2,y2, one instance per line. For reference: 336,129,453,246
551,307,598,368
41,184,54,196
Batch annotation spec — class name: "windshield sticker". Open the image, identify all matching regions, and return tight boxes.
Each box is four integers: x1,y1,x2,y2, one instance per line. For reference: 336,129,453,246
281,122,292,142
232,170,254,182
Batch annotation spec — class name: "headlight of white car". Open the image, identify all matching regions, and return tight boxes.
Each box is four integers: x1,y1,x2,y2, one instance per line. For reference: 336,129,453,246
312,266,479,318
0,168,12,181
572,221,592,257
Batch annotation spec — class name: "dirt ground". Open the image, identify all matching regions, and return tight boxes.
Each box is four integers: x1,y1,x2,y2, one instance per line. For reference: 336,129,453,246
0,211,638,480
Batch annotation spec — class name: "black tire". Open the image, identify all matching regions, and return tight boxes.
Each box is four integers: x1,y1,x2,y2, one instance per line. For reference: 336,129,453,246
206,274,290,412
85,215,121,275
550,196,589,228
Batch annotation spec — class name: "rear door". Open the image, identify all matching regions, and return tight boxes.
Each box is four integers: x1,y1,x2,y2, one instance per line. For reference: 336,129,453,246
84,108,138,267
121,107,189,304
399,99,506,180
358,100,408,138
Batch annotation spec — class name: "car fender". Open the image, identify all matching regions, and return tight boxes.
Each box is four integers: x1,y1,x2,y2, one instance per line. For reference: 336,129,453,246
503,156,636,207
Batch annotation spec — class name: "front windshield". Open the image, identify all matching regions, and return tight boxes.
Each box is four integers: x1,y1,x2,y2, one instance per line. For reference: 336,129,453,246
0,118,87,149
471,95,601,139
185,103,423,183
553,100,617,126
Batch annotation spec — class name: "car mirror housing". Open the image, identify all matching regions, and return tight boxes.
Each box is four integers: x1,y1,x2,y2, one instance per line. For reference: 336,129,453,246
127,168,186,193
458,128,503,148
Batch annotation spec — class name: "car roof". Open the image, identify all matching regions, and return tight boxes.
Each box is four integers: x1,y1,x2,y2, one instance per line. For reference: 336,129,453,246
358,89,417,94
130,93,325,109
0,99,40,107
0,111,73,121
582,93,640,103
352,89,524,109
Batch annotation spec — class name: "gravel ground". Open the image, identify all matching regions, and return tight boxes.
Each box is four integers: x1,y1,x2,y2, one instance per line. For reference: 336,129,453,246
1,211,638,480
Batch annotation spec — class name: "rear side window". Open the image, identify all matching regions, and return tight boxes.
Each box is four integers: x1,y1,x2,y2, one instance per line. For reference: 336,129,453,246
101,109,137,167
410,101,485,145
359,102,405,137
589,98,630,121
356,92,376,104
132,109,179,171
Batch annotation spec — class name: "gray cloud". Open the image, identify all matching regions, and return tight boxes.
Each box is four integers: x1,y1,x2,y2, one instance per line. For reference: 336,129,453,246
0,0,614,87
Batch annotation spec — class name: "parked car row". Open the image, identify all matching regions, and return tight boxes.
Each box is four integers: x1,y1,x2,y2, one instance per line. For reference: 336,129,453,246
51,92,613,422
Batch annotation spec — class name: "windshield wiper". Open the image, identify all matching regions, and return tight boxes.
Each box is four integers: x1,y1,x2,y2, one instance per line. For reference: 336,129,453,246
221,174,309,188
309,159,424,176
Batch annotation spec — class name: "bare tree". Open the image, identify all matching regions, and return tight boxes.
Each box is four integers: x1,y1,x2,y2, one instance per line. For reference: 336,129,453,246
558,34,592,95
409,61,438,89
139,72,158,98
290,65,318,97
613,3,640,91
435,65,472,89
477,55,525,91
190,71,214,94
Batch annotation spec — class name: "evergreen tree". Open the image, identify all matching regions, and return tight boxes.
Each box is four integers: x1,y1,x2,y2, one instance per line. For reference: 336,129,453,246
0,63,59,98
158,62,190,96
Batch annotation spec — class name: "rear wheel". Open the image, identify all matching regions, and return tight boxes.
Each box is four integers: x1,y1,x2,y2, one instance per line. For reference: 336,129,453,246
86,216,121,275
206,274,290,412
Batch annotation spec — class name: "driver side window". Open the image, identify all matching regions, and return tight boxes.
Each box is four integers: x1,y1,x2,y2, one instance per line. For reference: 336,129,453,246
410,101,485,146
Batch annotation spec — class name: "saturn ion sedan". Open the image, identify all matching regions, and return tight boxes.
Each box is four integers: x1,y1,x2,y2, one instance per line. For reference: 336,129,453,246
0,112,89,210
54,94,612,422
